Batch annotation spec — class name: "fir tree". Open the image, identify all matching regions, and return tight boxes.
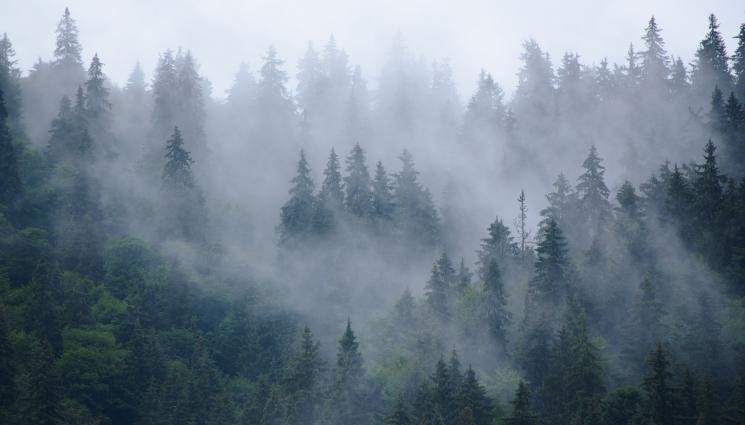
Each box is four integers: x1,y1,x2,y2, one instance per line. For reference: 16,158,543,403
640,16,669,88
372,161,394,221
528,218,569,308
386,393,412,425
735,23,745,100
576,145,611,234
53,8,83,69
0,89,20,205
320,148,345,210
477,216,517,279
344,143,372,217
460,70,505,145
482,259,511,350
0,34,23,137
84,54,111,121
693,14,732,101
280,150,317,245
504,381,538,425
622,275,667,377
641,344,675,425
456,366,492,425
150,50,178,144
162,127,194,190
392,150,439,247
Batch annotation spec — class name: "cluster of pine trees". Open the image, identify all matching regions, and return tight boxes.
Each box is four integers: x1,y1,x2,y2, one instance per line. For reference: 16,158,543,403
1,6,745,425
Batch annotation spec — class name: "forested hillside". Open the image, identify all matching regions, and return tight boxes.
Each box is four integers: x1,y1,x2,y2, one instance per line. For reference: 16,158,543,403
2,7,745,425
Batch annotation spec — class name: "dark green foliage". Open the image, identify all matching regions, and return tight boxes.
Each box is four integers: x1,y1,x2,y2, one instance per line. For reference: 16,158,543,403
387,393,412,425
457,366,492,425
528,218,569,309
482,259,511,349
344,143,373,217
320,148,345,210
392,150,439,247
477,216,517,278
722,376,745,425
503,381,538,425
641,344,675,425
0,89,20,205
280,149,317,245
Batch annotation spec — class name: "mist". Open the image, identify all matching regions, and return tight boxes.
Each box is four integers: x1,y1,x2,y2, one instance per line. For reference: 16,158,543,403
1,3,745,425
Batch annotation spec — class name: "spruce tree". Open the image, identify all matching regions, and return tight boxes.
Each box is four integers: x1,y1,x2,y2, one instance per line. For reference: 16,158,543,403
372,161,394,221
161,127,205,241
0,34,23,137
344,143,372,217
641,344,675,425
150,50,178,144
162,127,194,190
175,50,206,158
285,326,323,425
320,148,344,210
431,357,456,425
540,173,575,229
386,393,412,425
459,70,505,145
84,54,111,121
504,381,538,425
426,255,451,322
456,366,492,425
528,218,569,308
392,150,439,247
477,216,517,279
576,145,611,234
622,275,667,377
0,89,20,206
482,259,511,350
693,14,732,101
53,8,83,69
280,150,317,245
735,23,745,100
640,16,669,88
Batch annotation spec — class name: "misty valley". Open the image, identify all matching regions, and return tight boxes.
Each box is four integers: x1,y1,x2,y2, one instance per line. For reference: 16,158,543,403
3,6,745,425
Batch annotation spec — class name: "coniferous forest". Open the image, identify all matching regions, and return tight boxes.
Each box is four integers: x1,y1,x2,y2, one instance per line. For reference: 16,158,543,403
3,6,745,425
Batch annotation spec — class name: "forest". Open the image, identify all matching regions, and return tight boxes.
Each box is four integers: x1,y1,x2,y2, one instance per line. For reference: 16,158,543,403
2,6,745,425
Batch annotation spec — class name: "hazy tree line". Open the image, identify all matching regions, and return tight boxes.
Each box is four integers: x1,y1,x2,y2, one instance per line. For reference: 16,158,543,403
1,7,745,425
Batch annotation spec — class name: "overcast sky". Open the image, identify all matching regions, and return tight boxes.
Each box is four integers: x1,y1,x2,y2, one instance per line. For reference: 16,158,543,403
2,0,743,100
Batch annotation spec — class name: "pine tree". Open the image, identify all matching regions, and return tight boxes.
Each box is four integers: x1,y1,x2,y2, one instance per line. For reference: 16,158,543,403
456,366,492,425
280,150,317,245
460,70,505,145
516,190,531,260
84,54,111,121
624,43,641,89
371,161,394,221
336,319,364,384
504,381,538,425
721,375,745,425
344,143,372,217
0,89,20,205
670,57,690,97
254,46,296,146
576,145,611,234
386,393,412,425
431,356,456,425
320,148,345,210
710,87,727,132
0,307,15,414
286,326,323,425
150,50,178,144
426,254,452,321
640,16,669,88
735,23,745,100
641,344,675,425
540,173,575,229
53,8,83,69
528,218,569,308
482,259,511,350
162,127,194,190
392,150,439,247
455,258,472,295
622,275,667,377
175,50,206,158
16,339,61,425
477,216,517,279
693,14,732,101
296,42,323,116
0,34,23,137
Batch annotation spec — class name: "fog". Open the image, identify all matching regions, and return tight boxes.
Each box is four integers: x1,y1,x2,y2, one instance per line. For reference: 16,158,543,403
1,3,745,423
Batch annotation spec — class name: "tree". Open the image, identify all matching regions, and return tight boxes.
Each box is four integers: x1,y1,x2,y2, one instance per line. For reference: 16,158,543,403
320,148,345,210
456,366,492,425
622,275,667,377
482,259,511,350
392,150,439,247
336,319,364,384
15,339,61,425
280,150,317,245
721,375,745,425
344,143,372,217
640,16,669,88
576,145,611,235
387,393,412,425
734,23,745,100
504,381,538,425
516,190,531,260
431,356,456,425
150,50,178,145
161,127,205,241
477,216,517,279
53,7,83,69
84,54,111,122
254,46,296,147
175,50,206,159
426,253,453,322
540,173,575,229
0,89,20,206
528,218,569,309
641,344,675,425
285,326,323,425
371,161,394,221
0,34,23,137
693,14,732,102
459,70,505,145
0,307,15,414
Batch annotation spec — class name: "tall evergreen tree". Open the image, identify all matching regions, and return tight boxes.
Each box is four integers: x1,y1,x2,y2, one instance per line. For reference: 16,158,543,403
640,16,669,88
504,381,538,425
161,127,204,241
392,150,439,247
622,275,667,377
693,14,732,102
386,393,412,425
528,218,569,309
53,7,83,69
280,150,317,245
735,23,745,100
456,366,492,425
320,148,345,210
344,144,372,217
477,217,517,278
84,54,111,121
641,344,675,425
482,259,511,350
371,161,394,221
576,145,611,235
0,89,20,206
0,34,23,137
459,70,505,145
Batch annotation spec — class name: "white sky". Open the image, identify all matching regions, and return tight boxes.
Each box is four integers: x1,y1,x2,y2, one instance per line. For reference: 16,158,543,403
2,0,743,100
